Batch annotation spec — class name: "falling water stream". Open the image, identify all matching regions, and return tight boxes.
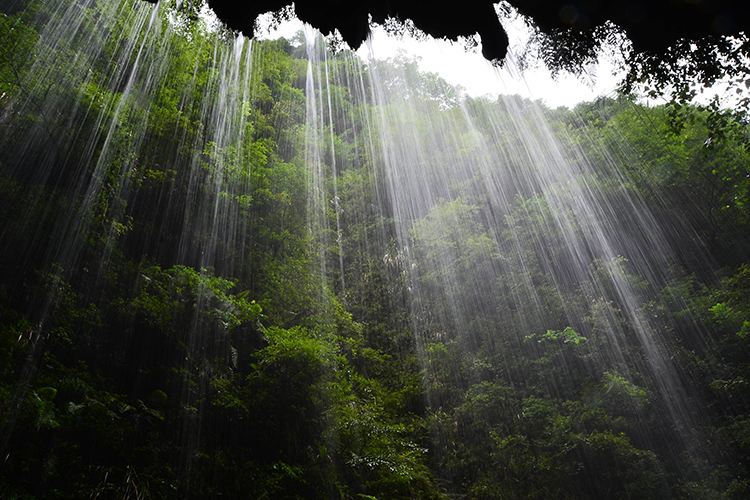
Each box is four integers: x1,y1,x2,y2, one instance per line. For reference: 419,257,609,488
0,0,743,498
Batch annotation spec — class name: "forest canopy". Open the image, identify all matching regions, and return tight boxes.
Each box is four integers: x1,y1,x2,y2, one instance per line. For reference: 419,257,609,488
187,0,750,109
1,0,750,499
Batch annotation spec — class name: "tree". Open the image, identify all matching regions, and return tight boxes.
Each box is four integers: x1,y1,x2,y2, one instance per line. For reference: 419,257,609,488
185,0,750,108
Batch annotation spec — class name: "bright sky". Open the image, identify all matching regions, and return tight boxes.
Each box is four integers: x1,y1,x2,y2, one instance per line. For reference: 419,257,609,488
359,25,624,109
256,11,625,109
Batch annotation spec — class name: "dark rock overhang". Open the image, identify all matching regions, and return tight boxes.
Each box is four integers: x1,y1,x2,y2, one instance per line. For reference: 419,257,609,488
147,1,749,63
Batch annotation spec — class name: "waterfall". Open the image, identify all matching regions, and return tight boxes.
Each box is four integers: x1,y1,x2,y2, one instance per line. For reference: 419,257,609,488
0,0,747,498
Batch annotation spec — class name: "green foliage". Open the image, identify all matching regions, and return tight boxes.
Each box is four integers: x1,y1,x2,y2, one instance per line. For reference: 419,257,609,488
0,9,38,101
126,264,262,334
1,0,750,498
528,326,587,345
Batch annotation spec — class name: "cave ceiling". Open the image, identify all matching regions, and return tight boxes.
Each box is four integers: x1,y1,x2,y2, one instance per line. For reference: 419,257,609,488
176,1,749,63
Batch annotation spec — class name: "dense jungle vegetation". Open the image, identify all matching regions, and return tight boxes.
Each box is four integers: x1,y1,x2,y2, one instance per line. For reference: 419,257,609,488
1,1,750,498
